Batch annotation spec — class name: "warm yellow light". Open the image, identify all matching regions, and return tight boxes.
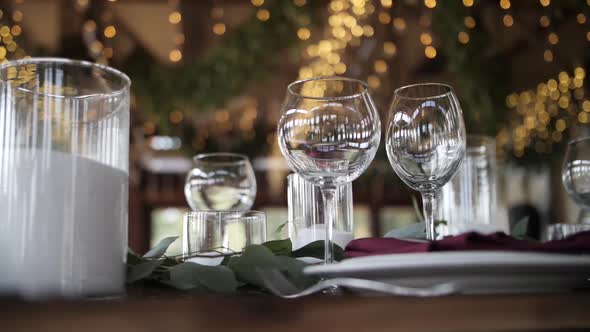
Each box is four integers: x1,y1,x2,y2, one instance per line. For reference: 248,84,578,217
257,9,270,21
393,17,406,31
383,41,397,56
104,25,116,38
420,32,432,45
539,15,550,28
12,10,23,22
330,0,344,12
0,46,6,58
297,27,311,40
577,13,587,24
299,67,313,79
83,20,96,32
499,0,510,10
251,0,264,7
425,45,437,59
363,25,375,37
539,0,550,7
334,62,347,74
374,59,388,73
378,12,391,24
579,112,589,124
503,14,514,27
555,119,567,131
367,75,380,88
548,32,559,45
583,100,590,112
169,11,182,24
294,0,306,7
464,16,476,29
90,40,103,54
351,25,364,37
463,0,474,7
380,0,393,8
455,31,469,44
213,23,226,35
424,0,436,9
543,49,553,62
11,25,21,36
169,49,182,62
169,111,184,124
575,67,586,80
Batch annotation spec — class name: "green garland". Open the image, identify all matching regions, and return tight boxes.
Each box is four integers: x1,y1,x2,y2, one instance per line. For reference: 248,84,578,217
124,1,321,136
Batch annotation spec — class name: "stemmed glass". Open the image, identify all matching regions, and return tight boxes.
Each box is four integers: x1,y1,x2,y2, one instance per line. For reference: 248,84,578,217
562,137,590,223
278,77,381,264
184,153,257,211
386,83,466,240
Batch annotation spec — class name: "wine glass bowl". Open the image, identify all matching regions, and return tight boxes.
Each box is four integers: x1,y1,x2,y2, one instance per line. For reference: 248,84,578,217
386,83,466,239
278,77,381,264
184,153,257,211
562,137,590,222
278,77,381,187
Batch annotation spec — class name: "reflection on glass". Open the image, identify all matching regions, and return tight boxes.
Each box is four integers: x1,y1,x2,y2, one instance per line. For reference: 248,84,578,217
278,77,381,264
562,137,590,223
184,153,257,211
386,83,466,240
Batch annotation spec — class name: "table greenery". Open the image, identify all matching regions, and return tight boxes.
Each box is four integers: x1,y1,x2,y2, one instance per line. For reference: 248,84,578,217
127,218,529,295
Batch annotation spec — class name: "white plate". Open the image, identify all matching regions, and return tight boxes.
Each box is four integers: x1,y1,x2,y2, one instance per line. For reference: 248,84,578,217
304,251,590,294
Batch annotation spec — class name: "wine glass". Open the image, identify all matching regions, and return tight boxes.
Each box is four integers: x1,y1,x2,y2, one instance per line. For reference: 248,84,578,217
184,153,257,211
385,83,466,240
278,77,381,264
562,137,590,223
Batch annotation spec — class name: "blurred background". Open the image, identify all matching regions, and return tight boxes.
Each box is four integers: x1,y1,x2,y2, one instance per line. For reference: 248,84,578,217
2,0,589,254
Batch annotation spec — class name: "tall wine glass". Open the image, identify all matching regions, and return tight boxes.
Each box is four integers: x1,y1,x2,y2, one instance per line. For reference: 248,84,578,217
278,77,381,264
184,153,257,211
562,137,590,223
386,83,466,240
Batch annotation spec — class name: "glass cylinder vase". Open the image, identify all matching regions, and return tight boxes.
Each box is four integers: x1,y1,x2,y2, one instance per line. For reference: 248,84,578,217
0,58,130,298
435,135,500,237
287,173,353,250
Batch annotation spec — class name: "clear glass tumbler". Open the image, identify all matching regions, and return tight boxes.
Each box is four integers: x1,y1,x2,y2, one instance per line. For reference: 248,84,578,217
0,58,130,298
436,135,499,237
287,173,353,250
183,211,266,265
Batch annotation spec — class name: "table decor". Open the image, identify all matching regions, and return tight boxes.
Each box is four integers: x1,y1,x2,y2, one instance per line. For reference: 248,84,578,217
0,58,130,298
277,77,381,264
562,137,590,224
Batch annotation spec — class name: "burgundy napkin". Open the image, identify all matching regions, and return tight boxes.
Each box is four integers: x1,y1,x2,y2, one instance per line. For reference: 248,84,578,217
345,231,590,258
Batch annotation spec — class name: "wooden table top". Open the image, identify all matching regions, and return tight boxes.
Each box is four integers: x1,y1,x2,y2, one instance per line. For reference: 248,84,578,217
1,292,589,332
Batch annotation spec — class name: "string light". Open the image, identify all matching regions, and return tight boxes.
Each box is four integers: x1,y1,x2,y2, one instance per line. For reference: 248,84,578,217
464,16,476,29
256,9,270,21
539,15,550,28
499,0,510,10
251,0,264,7
543,49,553,62
458,31,470,44
539,0,550,7
424,45,437,59
374,59,388,73
212,23,226,35
380,0,393,8
420,32,432,45
577,13,587,24
548,32,559,45
463,0,474,7
168,11,181,24
424,0,436,9
104,25,116,38
297,27,311,40
503,14,514,27
383,41,397,56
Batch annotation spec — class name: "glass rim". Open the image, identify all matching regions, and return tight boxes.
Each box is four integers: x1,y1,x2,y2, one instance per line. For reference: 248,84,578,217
567,136,590,146
0,57,131,100
184,210,265,218
393,82,454,100
287,76,369,101
192,152,250,165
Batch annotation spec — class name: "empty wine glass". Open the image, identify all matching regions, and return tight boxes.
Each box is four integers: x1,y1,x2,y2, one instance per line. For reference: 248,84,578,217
562,137,590,223
278,77,381,264
386,83,466,240
184,153,257,211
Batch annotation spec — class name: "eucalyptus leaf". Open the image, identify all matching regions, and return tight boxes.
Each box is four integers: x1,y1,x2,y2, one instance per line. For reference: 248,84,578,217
274,255,317,288
143,236,179,259
511,216,530,239
291,240,345,261
127,259,163,284
384,222,426,239
168,262,238,294
262,239,292,256
228,245,279,288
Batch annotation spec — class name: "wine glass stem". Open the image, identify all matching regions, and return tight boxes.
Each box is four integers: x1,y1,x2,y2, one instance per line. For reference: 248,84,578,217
422,192,436,241
320,186,337,265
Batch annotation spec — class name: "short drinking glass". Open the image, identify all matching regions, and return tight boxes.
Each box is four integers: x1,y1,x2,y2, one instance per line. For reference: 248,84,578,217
386,83,466,240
